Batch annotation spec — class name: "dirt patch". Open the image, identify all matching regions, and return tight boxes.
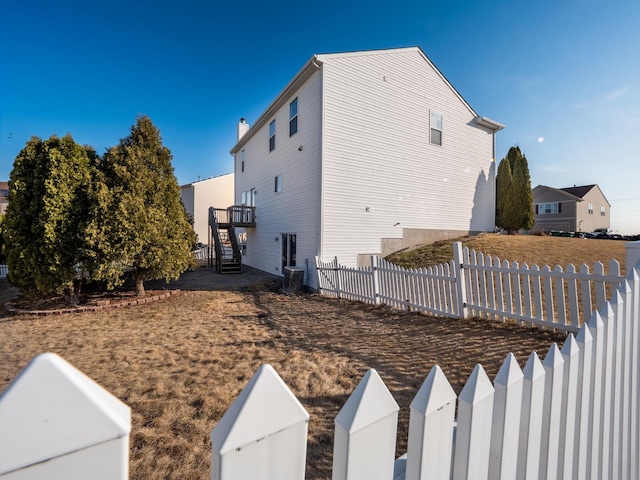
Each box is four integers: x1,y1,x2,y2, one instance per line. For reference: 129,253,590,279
0,267,568,479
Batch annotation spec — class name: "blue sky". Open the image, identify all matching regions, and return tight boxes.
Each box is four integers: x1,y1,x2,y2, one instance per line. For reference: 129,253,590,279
1,0,639,232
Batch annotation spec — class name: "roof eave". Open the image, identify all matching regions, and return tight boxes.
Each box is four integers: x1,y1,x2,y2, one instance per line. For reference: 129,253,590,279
230,56,322,155
475,116,505,131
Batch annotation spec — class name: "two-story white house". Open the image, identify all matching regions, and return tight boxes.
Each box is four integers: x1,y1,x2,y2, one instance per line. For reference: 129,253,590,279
228,47,503,289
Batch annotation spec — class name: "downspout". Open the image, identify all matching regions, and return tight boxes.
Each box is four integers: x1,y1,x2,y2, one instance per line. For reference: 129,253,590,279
314,57,325,267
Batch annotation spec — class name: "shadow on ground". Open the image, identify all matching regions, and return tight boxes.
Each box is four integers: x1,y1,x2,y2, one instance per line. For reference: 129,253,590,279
145,264,282,292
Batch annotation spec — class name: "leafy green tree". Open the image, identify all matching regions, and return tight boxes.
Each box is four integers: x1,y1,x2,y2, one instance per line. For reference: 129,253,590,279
3,135,92,302
85,116,195,296
496,146,534,234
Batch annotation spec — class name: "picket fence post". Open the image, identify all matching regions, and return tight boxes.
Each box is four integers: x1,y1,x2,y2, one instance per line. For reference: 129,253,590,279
489,353,523,479
574,324,593,479
453,242,468,319
335,257,343,299
558,334,579,479
452,364,494,480
210,364,309,480
405,365,456,480
332,369,399,480
0,352,131,480
516,352,545,479
371,255,381,305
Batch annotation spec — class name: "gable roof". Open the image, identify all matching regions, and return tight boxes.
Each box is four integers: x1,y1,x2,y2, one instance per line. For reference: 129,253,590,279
559,184,597,199
533,185,584,201
230,47,503,154
533,184,611,207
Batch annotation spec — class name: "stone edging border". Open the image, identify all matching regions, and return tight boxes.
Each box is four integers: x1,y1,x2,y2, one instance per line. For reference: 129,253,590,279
4,290,181,316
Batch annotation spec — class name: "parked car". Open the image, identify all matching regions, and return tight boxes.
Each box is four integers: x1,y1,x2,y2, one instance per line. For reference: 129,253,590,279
593,227,615,237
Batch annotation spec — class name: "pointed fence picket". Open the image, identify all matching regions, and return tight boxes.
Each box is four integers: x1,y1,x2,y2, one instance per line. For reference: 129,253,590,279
316,241,626,332
5,245,640,479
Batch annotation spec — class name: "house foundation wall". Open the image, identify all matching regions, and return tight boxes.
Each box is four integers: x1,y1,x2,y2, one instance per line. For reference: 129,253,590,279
380,228,480,258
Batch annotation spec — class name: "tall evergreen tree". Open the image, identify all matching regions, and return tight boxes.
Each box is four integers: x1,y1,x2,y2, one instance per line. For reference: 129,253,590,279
512,152,535,231
86,116,195,296
0,214,5,264
495,146,534,233
495,155,517,233
4,135,92,302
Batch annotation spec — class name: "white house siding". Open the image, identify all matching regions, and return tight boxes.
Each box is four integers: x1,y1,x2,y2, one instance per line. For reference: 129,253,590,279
319,49,496,267
234,70,323,286
180,173,235,245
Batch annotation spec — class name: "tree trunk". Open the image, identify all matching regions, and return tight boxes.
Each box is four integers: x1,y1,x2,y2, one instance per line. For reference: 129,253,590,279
135,275,145,298
64,279,82,306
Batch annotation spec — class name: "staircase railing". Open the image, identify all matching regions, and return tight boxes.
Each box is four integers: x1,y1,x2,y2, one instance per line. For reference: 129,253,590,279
209,208,225,273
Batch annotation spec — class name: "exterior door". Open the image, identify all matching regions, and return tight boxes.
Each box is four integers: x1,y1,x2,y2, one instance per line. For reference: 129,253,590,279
281,233,296,273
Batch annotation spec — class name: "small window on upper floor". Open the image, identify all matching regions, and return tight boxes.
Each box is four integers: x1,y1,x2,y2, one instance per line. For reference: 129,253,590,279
430,111,442,146
269,120,276,152
289,98,298,137
588,203,594,214
601,206,606,216
275,175,282,193
241,150,245,173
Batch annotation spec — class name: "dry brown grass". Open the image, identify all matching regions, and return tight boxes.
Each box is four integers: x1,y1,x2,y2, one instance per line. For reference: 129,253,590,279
1,278,566,479
388,233,627,273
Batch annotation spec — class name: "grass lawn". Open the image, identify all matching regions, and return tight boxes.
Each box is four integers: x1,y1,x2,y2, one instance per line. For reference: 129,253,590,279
0,233,625,479
387,233,628,273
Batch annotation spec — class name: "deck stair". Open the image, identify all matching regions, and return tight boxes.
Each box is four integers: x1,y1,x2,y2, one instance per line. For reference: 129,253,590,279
209,206,256,274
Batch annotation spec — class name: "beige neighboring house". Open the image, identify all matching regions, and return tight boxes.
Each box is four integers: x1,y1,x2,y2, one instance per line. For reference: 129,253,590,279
532,184,611,233
180,173,234,245
0,182,8,215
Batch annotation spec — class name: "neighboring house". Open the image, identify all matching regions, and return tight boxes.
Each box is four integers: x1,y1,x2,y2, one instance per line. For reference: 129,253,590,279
226,47,504,289
180,173,234,245
0,181,8,215
532,184,611,233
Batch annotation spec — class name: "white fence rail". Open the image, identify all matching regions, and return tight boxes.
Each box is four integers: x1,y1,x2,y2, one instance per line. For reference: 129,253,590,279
0,264,7,279
3,265,640,478
193,246,210,261
316,242,625,332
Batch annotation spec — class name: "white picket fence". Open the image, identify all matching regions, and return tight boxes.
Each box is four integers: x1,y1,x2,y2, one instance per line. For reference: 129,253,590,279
316,242,626,333
0,264,7,279
193,246,210,261
2,265,640,479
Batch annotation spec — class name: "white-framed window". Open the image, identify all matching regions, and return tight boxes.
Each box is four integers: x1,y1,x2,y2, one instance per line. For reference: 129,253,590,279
289,98,298,137
242,189,256,207
601,206,606,216
275,175,282,193
536,202,560,214
269,119,276,152
241,150,245,173
430,111,443,146
588,203,594,214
